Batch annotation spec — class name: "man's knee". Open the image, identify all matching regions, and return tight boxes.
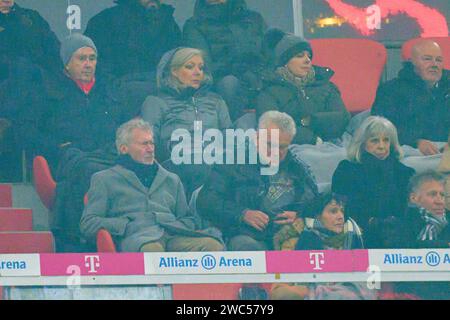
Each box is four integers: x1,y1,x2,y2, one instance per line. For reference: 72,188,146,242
228,235,267,251
140,241,165,252
166,236,224,252
195,237,224,251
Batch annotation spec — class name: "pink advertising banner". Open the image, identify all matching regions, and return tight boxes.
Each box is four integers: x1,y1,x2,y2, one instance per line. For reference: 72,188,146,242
265,250,370,273
40,253,145,276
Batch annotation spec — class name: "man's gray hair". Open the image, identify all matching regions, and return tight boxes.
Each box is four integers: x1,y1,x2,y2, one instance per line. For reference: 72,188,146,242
408,170,445,195
164,47,212,92
347,116,402,163
115,118,153,153
258,111,297,138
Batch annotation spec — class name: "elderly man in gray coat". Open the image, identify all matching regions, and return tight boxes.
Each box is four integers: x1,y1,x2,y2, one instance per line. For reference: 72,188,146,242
80,118,224,252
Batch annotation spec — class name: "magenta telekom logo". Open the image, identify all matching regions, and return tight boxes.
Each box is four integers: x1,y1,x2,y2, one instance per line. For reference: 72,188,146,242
84,255,101,273
309,252,325,270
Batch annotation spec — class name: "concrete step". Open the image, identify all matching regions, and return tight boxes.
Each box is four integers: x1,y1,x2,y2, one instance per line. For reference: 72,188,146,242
0,208,33,231
0,184,12,207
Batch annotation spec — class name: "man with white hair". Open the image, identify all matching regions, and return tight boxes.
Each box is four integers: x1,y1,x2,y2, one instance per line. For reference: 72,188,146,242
22,34,125,252
372,40,449,155
197,111,318,251
81,118,223,252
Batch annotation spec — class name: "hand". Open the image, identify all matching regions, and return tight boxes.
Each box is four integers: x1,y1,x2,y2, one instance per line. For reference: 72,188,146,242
417,139,439,156
273,211,297,225
242,210,269,231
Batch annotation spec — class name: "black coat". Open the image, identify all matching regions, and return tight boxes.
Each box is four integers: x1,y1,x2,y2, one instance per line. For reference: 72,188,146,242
84,1,181,78
256,66,350,145
16,71,123,167
372,62,450,147
0,3,61,78
183,0,267,80
197,150,318,240
332,154,415,231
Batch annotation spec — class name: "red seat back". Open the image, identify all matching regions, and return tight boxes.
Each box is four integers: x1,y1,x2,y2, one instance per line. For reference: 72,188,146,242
310,38,387,113
96,229,117,253
401,37,450,69
0,208,33,231
32,156,56,210
0,231,55,253
172,283,242,300
0,184,12,207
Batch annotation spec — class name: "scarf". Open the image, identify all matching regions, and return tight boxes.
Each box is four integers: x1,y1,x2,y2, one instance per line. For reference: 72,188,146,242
116,154,158,189
74,78,96,95
304,217,364,250
418,208,448,241
276,65,316,91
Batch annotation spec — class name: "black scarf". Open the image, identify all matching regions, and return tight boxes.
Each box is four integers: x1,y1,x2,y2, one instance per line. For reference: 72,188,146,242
116,154,158,189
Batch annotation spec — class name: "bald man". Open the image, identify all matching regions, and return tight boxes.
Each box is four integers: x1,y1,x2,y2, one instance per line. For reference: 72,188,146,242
372,40,449,155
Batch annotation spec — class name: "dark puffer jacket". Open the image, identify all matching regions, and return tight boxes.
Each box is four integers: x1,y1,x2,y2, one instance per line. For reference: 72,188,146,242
183,0,267,80
84,0,182,78
141,48,232,162
0,3,61,78
197,150,319,240
372,62,450,147
256,66,350,145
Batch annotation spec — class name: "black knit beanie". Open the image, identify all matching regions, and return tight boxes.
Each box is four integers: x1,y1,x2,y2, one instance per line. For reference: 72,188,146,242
275,33,313,67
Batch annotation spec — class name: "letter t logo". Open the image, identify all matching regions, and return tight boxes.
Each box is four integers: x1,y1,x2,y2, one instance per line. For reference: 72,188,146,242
309,252,325,270
84,255,101,273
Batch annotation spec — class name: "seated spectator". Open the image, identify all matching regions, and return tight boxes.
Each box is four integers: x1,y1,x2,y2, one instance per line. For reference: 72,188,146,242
271,193,375,300
332,116,415,248
84,0,181,80
372,40,449,155
404,171,449,248
0,0,61,180
256,32,350,145
396,170,450,300
141,47,232,196
196,111,318,251
0,0,61,76
183,0,267,121
80,119,224,252
21,34,126,251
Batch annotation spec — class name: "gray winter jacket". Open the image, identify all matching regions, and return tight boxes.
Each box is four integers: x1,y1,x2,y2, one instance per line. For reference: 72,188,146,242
80,164,202,252
141,48,232,161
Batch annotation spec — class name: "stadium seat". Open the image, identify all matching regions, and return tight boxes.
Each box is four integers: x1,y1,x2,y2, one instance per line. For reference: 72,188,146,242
309,38,387,113
0,231,55,253
32,156,56,211
0,208,33,231
172,283,243,300
0,184,12,207
96,229,117,253
401,37,450,69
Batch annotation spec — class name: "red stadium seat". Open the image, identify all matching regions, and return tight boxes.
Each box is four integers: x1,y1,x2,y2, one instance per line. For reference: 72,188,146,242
172,283,243,300
0,184,12,207
0,208,33,231
0,231,55,253
32,156,56,211
96,229,117,253
402,37,450,69
310,38,387,113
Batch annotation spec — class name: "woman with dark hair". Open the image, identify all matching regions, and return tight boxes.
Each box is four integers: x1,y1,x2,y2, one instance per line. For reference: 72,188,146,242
256,32,350,145
270,193,375,300
332,116,415,248
141,47,232,196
